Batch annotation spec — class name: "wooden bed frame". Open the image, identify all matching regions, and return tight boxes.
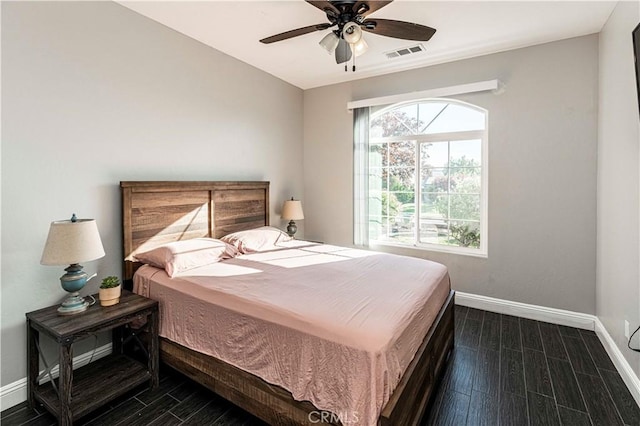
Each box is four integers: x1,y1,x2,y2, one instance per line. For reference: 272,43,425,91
121,181,454,426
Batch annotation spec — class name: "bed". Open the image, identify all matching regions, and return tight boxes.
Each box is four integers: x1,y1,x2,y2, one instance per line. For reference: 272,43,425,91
121,181,454,426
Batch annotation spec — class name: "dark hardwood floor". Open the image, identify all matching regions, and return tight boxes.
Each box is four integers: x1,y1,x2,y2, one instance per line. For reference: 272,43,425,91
3,306,639,425
422,306,640,426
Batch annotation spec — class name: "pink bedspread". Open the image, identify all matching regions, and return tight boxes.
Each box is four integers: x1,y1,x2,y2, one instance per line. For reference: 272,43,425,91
133,242,450,425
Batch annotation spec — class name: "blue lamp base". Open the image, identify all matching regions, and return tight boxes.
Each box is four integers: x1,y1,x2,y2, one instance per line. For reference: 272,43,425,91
57,263,91,316
57,293,89,315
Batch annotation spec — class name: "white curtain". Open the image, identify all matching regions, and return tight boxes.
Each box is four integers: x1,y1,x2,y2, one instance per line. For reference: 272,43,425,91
353,107,369,246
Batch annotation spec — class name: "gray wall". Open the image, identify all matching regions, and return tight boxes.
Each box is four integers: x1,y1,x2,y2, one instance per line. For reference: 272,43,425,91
1,1,303,387
597,0,640,376
304,35,598,314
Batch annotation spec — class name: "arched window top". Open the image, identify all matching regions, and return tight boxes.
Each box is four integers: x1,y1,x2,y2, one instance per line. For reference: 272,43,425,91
370,98,486,138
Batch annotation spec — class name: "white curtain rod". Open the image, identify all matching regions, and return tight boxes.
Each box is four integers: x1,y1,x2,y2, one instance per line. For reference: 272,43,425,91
347,79,503,110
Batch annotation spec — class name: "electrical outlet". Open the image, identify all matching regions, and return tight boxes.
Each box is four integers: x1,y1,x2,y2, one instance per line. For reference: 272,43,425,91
625,320,630,338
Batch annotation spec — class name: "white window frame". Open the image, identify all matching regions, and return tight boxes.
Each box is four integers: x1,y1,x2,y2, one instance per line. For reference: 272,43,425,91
367,99,489,258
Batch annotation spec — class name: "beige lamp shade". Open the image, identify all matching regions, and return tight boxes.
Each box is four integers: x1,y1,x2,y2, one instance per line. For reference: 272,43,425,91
41,218,105,265
281,199,304,221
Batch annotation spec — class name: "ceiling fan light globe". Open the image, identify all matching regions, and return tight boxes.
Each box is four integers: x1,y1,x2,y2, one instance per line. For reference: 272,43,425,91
353,38,369,57
319,32,340,53
342,22,363,44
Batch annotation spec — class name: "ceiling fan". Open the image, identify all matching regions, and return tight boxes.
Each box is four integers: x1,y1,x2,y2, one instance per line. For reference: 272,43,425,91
259,1,436,70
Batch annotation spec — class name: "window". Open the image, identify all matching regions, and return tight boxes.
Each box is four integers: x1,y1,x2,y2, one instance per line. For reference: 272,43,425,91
360,99,487,256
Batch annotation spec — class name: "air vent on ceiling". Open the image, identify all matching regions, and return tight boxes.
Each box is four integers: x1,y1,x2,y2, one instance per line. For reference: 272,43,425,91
385,44,426,59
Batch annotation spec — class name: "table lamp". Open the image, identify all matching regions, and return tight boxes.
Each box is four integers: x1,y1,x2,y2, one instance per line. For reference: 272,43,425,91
282,198,304,238
41,214,105,315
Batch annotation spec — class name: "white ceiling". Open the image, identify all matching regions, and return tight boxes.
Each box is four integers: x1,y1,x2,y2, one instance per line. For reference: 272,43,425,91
119,1,617,89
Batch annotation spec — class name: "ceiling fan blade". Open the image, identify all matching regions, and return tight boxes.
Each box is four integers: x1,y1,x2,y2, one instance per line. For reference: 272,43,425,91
353,1,393,17
305,1,339,15
362,18,436,41
335,38,352,64
260,23,332,44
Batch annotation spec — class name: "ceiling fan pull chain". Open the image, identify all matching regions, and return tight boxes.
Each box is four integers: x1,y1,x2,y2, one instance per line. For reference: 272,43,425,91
345,38,348,72
353,46,356,72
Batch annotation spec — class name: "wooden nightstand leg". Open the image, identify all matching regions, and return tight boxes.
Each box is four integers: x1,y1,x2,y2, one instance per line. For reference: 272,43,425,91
27,321,39,409
149,309,159,389
58,343,73,426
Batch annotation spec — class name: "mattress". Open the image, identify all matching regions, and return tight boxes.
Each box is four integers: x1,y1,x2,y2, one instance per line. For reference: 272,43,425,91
133,241,450,425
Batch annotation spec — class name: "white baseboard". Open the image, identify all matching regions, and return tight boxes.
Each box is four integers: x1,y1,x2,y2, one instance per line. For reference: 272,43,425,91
0,343,112,411
455,291,595,330
455,291,640,406
595,318,640,406
0,380,29,413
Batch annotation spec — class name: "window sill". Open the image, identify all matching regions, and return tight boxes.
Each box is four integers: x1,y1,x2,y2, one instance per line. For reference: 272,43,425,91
369,240,488,258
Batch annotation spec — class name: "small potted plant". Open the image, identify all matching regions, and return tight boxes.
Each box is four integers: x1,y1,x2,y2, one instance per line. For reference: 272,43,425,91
99,276,121,307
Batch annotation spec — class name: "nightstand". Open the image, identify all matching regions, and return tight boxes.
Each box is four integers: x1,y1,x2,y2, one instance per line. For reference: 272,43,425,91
26,290,159,425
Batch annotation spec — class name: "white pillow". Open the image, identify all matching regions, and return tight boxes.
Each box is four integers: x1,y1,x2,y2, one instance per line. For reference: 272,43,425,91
220,226,292,254
134,238,237,277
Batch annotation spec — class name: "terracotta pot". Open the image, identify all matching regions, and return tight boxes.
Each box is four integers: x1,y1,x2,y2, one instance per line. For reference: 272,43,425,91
99,285,121,307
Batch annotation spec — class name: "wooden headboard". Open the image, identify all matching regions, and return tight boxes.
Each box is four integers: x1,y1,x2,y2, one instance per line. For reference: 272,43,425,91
121,181,269,286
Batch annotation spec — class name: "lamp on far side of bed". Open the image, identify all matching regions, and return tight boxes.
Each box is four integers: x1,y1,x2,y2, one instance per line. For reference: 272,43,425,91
282,198,304,238
41,214,105,315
